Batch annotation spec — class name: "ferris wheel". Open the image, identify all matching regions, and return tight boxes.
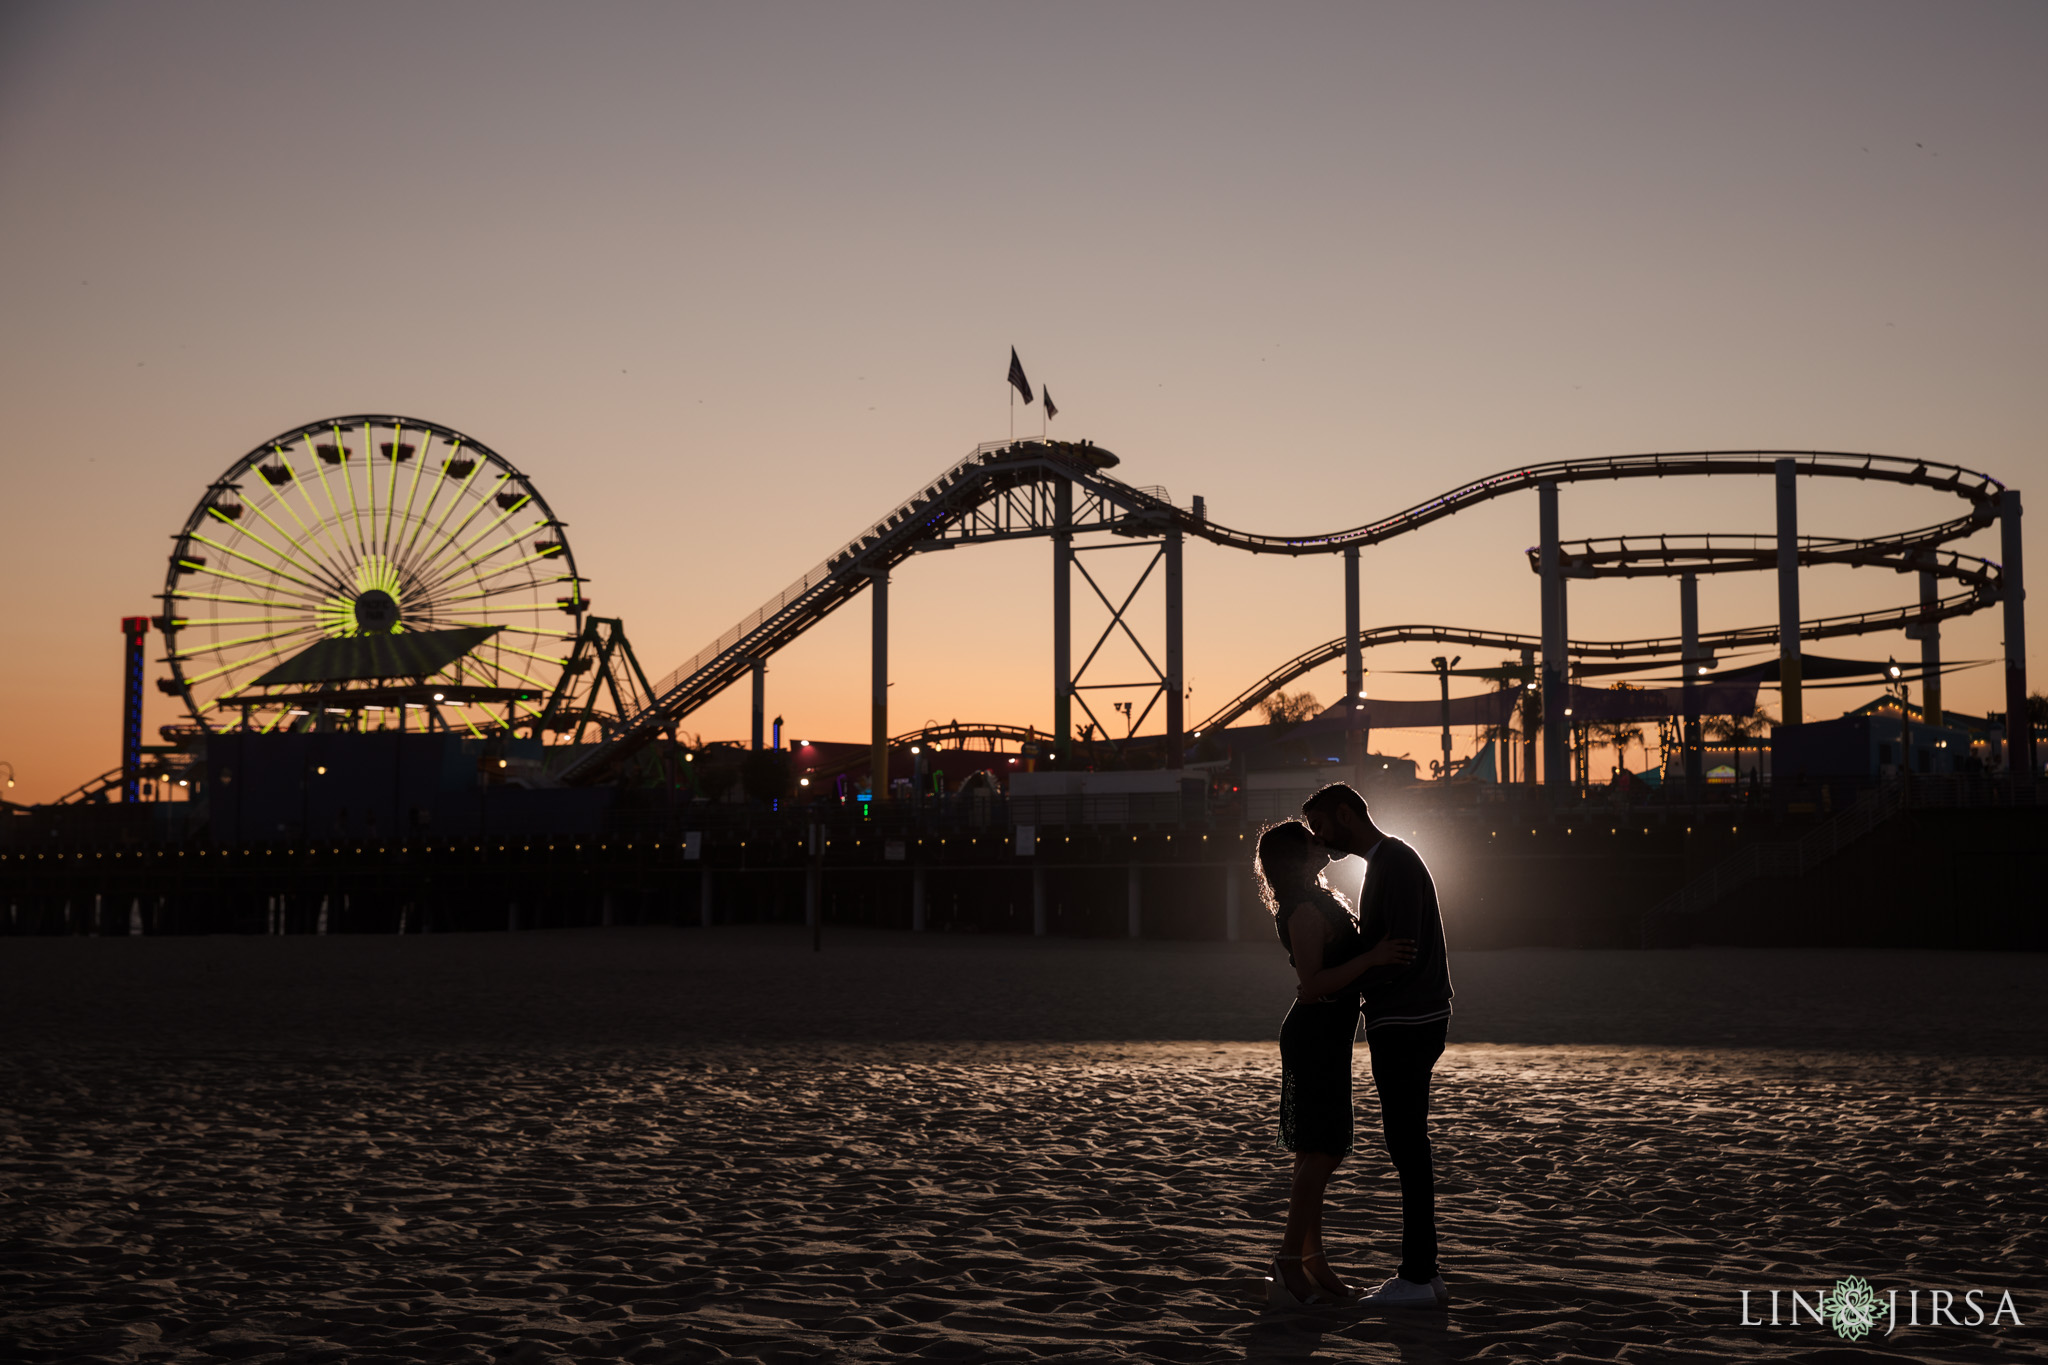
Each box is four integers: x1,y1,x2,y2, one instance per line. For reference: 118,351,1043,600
158,415,585,735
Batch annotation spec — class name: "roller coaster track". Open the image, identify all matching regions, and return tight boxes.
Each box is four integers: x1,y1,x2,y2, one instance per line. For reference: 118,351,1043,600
50,767,125,806
1546,526,2000,585
557,442,2007,785
1190,577,1998,737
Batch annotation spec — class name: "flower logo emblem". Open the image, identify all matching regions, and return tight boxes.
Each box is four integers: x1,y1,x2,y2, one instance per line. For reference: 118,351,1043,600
1820,1276,1881,1341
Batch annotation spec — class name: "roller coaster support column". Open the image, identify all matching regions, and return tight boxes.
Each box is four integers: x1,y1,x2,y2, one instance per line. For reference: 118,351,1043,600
1344,547,1364,772
1776,459,1803,726
1918,569,1942,727
1165,528,1184,768
1054,480,1073,765
750,658,765,752
120,616,148,804
1539,482,1567,791
2000,490,2031,776
871,568,890,800
1680,574,1702,799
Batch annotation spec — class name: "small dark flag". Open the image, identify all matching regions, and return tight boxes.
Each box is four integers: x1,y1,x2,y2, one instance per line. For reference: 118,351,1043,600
1007,347,1034,404
1043,386,1058,421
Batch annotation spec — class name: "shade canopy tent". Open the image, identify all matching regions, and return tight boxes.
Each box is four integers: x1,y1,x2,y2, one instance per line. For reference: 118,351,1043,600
1297,680,1766,730
1562,681,1760,722
1299,693,1516,733
253,626,504,687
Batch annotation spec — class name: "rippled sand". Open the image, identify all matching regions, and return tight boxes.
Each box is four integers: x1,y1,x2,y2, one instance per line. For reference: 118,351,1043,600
2,929,2043,1363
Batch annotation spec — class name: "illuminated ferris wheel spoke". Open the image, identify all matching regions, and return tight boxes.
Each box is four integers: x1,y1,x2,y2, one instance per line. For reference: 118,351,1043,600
467,517,554,569
180,559,327,604
186,525,330,597
171,589,307,611
397,437,472,569
416,526,543,612
278,445,355,569
485,656,553,691
378,420,404,556
396,461,492,591
427,465,508,562
477,640,571,668
390,426,434,561
438,568,564,606
408,472,514,587
450,492,532,564
418,526,555,600
448,622,576,643
462,520,558,576
298,432,358,560
333,422,370,553
183,637,313,688
366,420,404,563
168,624,319,660
342,422,374,558
306,425,362,556
229,490,350,596
455,600,581,614
166,615,303,629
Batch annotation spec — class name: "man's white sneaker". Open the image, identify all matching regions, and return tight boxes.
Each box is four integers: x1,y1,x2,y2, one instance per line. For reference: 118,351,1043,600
1361,1274,1450,1309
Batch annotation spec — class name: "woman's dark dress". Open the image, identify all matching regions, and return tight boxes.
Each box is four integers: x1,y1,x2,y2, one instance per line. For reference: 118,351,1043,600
1275,892,1366,1157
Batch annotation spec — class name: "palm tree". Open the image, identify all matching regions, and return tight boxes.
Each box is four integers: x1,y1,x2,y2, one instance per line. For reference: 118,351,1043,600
1259,689,1320,727
1704,704,1774,785
1587,683,1647,776
1589,719,1643,775
1705,704,1774,744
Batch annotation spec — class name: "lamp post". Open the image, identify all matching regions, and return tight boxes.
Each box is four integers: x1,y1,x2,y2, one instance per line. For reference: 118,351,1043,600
1430,655,1461,780
1886,658,1910,789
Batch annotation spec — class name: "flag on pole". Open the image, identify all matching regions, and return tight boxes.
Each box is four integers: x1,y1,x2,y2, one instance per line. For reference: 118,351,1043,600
1043,386,1057,421
1007,348,1034,404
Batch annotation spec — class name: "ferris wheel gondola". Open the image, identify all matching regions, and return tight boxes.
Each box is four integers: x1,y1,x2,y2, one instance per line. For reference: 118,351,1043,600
158,416,585,736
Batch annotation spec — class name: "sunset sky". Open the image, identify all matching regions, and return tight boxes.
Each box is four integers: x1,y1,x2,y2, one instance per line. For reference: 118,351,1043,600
2,1,2043,802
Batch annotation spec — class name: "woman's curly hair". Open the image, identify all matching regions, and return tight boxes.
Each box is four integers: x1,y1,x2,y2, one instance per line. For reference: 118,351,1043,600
1255,819,1350,920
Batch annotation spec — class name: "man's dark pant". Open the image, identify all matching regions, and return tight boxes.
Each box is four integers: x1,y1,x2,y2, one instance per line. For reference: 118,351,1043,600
1365,1017,1448,1283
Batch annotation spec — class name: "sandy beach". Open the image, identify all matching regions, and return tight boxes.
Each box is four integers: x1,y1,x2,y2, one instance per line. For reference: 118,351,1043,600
3,929,2043,1363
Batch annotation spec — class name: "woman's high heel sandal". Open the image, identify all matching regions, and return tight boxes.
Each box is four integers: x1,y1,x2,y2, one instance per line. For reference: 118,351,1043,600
1266,1254,1338,1308
1300,1249,1364,1302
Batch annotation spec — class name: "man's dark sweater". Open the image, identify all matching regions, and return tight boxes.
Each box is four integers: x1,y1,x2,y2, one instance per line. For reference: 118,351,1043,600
1354,835,1454,1031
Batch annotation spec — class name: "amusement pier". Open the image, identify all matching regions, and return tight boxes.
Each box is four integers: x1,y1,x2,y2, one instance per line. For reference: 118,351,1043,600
5,417,2041,949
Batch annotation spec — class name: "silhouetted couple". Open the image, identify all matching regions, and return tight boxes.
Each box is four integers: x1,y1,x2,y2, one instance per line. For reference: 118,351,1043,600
1258,783,1453,1310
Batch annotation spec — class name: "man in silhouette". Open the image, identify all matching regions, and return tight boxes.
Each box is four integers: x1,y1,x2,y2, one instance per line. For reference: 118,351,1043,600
1301,782,1453,1309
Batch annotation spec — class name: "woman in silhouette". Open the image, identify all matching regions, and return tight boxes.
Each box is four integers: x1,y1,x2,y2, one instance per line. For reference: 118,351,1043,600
1258,819,1413,1306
